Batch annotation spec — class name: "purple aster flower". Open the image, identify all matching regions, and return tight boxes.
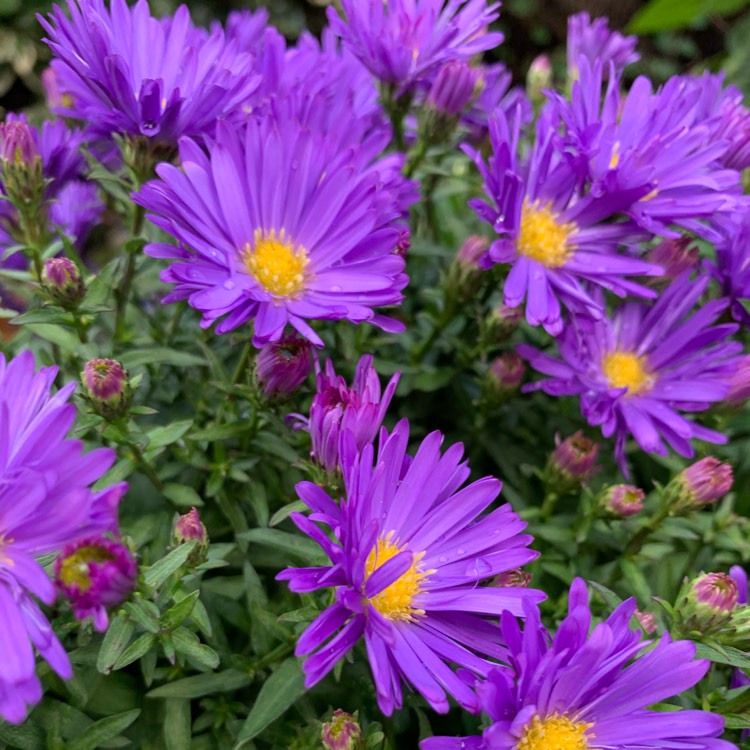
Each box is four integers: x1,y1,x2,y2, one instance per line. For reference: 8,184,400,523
421,578,733,750
467,106,660,334
518,273,743,473
567,12,639,79
277,419,544,715
55,535,137,632
710,214,750,325
728,565,750,740
220,8,269,51
255,334,314,398
328,0,503,92
134,113,411,347
296,355,400,473
559,60,745,243
0,350,127,723
39,0,259,146
427,60,478,116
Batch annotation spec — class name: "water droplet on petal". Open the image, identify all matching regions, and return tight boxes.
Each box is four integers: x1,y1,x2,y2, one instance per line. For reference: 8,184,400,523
330,284,342,293
223,280,235,290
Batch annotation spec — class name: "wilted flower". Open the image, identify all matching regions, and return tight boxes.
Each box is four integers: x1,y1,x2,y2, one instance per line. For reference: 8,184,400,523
0,350,127,723
322,710,363,750
520,274,743,475
40,0,259,146
82,358,132,420
647,237,699,280
601,484,644,517
668,457,734,513
297,355,399,473
278,419,544,715
42,257,85,308
135,113,412,347
567,12,639,79
256,335,313,398
422,579,730,750
55,536,137,632
329,0,502,92
427,60,477,117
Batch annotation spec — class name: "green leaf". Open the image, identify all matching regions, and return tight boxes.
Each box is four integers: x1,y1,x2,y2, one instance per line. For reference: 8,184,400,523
24,324,80,353
164,699,191,750
160,590,200,631
163,482,204,508
237,528,322,562
11,308,74,326
83,259,119,307
122,599,161,634
147,669,253,699
269,500,307,527
144,542,198,588
171,627,220,670
694,642,750,670
112,633,158,670
628,0,750,33
234,659,306,747
145,420,193,451
96,613,135,674
0,722,45,750
121,348,207,370
67,709,140,750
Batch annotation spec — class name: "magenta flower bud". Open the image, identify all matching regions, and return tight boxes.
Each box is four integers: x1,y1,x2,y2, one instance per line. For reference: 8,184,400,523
727,355,750,406
321,710,363,750
427,60,477,117
41,66,72,110
0,119,39,166
493,568,532,588
174,507,207,545
647,237,699,281
549,431,600,484
671,457,734,512
82,358,132,420
55,536,137,632
635,609,657,634
42,257,85,308
255,335,313,398
693,572,739,612
489,353,525,388
526,54,552,105
457,235,489,269
601,484,644,518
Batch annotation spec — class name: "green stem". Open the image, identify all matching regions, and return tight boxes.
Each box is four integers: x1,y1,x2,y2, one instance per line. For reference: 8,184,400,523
540,490,559,521
129,442,163,493
249,642,294,672
114,203,145,342
624,504,670,558
411,299,456,365
231,340,253,386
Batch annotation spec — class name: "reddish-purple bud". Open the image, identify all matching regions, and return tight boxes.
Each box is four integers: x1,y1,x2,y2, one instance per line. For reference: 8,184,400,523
255,335,314,398
55,536,137,632
635,609,657,634
0,119,39,166
42,257,85,308
672,457,733,511
647,237,699,281
693,572,739,612
321,710,363,750
174,507,207,545
549,431,600,482
727,355,750,406
427,60,477,116
493,568,532,588
601,484,644,518
457,235,489,269
82,358,132,420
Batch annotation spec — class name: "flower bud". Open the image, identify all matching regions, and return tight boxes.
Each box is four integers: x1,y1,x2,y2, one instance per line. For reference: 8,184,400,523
0,117,44,208
173,507,209,567
1,119,39,167
694,572,739,612
394,229,411,259
483,353,525,403
55,536,137,632
493,568,532,588
667,457,733,513
322,710,363,750
427,60,477,117
446,236,488,302
82,358,132,421
526,55,552,105
673,572,739,640
41,66,73,110
634,609,657,634
255,335,313,398
727,356,750,406
42,257,85,309
546,431,600,493
647,237,699,281
480,304,523,346
600,484,644,518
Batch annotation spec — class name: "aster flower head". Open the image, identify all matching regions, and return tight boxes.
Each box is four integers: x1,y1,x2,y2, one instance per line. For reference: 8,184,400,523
567,12,639,80
559,60,745,243
329,0,503,92
0,351,127,723
256,334,313,398
427,60,478,116
727,355,750,406
40,0,259,146
600,483,644,517
467,106,661,335
519,273,743,473
42,257,85,309
299,355,399,473
55,535,137,632
711,214,750,325
669,457,734,512
422,578,733,750
135,114,411,347
278,419,544,715
322,710,363,750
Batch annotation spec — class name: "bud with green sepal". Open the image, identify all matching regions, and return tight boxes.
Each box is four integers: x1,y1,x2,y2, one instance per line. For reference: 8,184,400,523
42,257,85,309
173,507,209,567
81,358,133,421
321,710,363,750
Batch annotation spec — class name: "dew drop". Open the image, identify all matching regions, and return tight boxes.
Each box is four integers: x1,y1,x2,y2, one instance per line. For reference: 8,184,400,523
223,280,235,290
438,555,448,564
456,548,466,556
330,284,342,293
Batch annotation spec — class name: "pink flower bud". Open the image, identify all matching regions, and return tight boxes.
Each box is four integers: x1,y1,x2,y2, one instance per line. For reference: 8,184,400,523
635,609,657,634
526,54,552,104
0,118,39,166
174,507,207,545
677,457,733,508
647,237,699,280
457,235,489,269
602,484,644,518
692,572,739,613
550,431,600,480
82,358,132,420
427,60,477,116
321,710,362,750
42,257,85,308
256,335,313,398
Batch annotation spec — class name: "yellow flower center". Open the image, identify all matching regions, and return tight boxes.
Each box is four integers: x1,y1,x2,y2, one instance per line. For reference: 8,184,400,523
243,229,310,298
517,200,575,268
517,714,592,750
364,534,428,622
602,350,654,396
58,545,115,592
